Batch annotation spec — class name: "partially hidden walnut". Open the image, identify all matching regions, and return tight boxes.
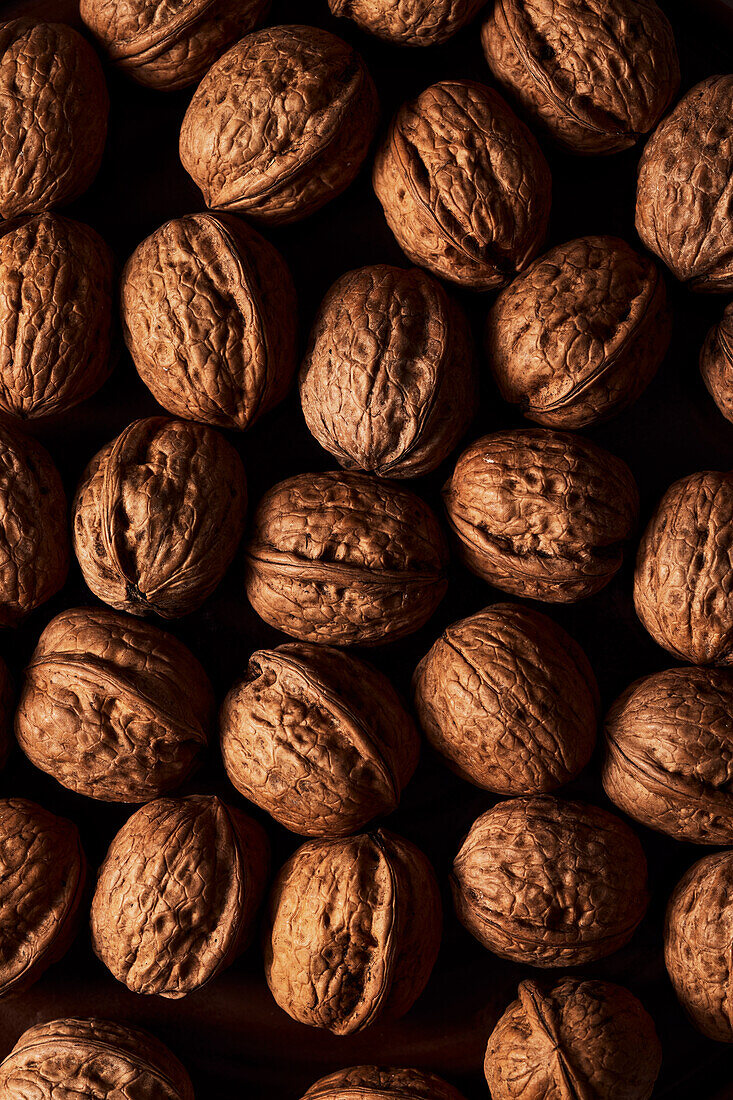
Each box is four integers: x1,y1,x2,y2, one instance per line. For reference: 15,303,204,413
700,302,733,423
328,0,488,46
302,1066,468,1100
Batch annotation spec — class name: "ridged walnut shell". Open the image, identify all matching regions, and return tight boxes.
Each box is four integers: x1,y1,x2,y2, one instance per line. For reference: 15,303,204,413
302,1067,468,1100
486,236,670,428
121,213,297,432
72,416,247,618
220,642,419,836
481,0,679,155
485,978,662,1100
91,794,269,999
636,76,733,292
443,429,638,603
413,602,598,794
451,796,649,967
328,0,488,46
264,828,442,1034
179,25,378,224
373,80,551,290
15,607,213,803
300,265,476,478
700,302,733,423
244,471,448,646
0,21,108,219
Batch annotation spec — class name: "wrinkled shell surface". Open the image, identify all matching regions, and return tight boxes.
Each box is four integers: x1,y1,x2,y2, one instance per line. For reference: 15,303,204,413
700,302,733,424
328,0,488,46
303,1066,468,1100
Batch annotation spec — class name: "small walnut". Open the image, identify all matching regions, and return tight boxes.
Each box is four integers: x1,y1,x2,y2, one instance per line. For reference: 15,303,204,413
373,80,551,290
486,236,670,428
700,302,733,423
264,828,442,1034
179,25,378,224
91,794,269,998
302,1066,468,1100
328,0,488,46
300,265,476,478
443,429,638,602
451,796,649,966
220,642,419,836
72,416,247,618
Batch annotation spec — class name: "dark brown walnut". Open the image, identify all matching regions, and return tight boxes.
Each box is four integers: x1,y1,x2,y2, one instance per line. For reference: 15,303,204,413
443,429,638,603
72,416,247,618
91,794,269,999
302,1066,468,1100
179,25,378,225
300,265,476,478
15,607,213,803
700,302,733,423
328,0,488,46
451,796,649,966
486,236,671,428
372,80,551,290
220,643,419,836
264,828,442,1034
245,471,448,646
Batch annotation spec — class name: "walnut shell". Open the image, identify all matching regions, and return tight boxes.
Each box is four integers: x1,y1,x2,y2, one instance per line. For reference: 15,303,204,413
481,0,679,156
91,794,269,999
244,471,448,646
264,828,442,1034
636,76,733,292
328,0,488,46
72,416,247,618
121,213,297,432
485,236,670,428
372,80,551,290
220,642,419,836
179,25,378,224
303,1067,468,1100
700,302,733,423
299,265,476,478
451,796,649,967
443,429,638,602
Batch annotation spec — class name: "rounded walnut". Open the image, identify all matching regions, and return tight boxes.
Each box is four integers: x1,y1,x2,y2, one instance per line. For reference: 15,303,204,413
700,302,733,423
303,1067,468,1100
328,0,488,46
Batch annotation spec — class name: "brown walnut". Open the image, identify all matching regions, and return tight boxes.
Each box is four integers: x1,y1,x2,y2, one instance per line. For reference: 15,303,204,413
700,302,733,423
328,0,488,46
179,25,378,224
302,1067,468,1100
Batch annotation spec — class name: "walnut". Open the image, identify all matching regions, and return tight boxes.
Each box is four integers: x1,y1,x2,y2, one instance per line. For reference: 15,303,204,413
302,1067,467,1100
372,80,551,290
700,302,733,423
299,264,476,478
179,25,378,224
72,416,247,618
485,236,671,428
245,471,448,646
636,76,733,292
443,429,638,602
220,642,419,836
264,828,442,1034
328,0,488,46
481,0,679,156
121,213,297,432
451,796,649,966
90,794,269,999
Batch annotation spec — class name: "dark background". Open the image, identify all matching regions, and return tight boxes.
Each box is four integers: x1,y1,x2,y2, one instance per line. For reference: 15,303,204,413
2,0,733,1096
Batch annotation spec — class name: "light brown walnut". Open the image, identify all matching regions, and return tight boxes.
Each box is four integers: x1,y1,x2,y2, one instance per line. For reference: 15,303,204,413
700,302,733,423
328,0,488,46
302,1067,468,1100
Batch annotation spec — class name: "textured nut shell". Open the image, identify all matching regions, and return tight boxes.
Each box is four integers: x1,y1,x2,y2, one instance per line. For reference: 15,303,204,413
303,1066,468,1100
372,80,551,290
179,25,379,224
328,0,488,46
443,429,638,602
486,236,670,428
451,796,649,966
636,76,733,292
264,828,442,1034
700,302,733,424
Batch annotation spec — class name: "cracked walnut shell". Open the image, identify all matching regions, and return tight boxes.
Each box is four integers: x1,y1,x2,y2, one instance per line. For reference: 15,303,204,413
328,0,488,46
700,302,733,424
302,1067,468,1100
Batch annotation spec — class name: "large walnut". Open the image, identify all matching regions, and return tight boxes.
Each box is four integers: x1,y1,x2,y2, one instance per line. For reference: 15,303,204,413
179,25,378,224
264,828,442,1034
486,236,670,428
328,0,488,46
302,1067,468,1100
373,80,551,290
72,416,247,618
244,471,448,646
443,430,638,602
700,302,733,423
121,213,297,432
451,796,649,966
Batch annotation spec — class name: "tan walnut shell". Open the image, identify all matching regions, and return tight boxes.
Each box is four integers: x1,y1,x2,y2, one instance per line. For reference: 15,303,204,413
91,794,269,999
72,416,247,618
451,796,649,967
373,80,551,290
299,264,476,478
121,213,297,432
443,429,638,602
485,236,671,428
264,828,442,1034
15,607,213,803
220,642,419,836
302,1066,468,1100
244,471,448,646
328,0,488,46
179,25,378,224
700,302,733,423
481,0,679,155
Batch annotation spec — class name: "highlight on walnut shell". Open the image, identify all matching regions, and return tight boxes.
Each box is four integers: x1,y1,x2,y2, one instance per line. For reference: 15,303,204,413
302,1066,469,1100
700,302,733,423
328,0,488,46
